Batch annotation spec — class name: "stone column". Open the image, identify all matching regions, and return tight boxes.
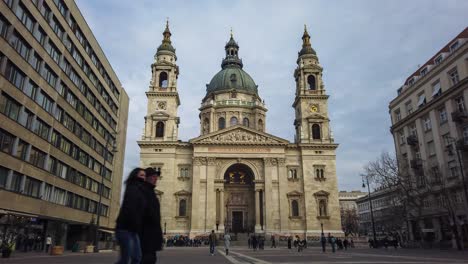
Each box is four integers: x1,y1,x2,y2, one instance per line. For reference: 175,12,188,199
277,158,289,233
220,189,225,232
190,157,203,236
207,158,217,231
255,189,261,232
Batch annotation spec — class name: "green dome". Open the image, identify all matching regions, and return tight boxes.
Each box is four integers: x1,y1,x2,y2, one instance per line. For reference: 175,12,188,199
207,65,258,94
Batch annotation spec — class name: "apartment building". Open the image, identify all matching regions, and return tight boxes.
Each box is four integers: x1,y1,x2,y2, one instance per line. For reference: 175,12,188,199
389,27,468,247
0,0,128,249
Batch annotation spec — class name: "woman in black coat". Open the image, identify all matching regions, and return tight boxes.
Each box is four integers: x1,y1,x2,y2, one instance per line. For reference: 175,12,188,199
115,168,146,264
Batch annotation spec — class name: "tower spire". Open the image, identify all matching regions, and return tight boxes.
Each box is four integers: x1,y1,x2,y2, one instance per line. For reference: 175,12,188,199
298,24,316,57
156,20,176,56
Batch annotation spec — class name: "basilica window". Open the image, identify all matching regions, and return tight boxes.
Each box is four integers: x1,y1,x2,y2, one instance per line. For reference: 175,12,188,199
203,118,210,134
178,166,190,179
312,124,321,139
307,75,316,90
159,72,168,88
243,117,249,127
179,199,187,217
287,166,300,181
156,121,164,137
230,116,238,126
291,200,299,217
314,165,325,181
218,117,225,130
258,119,264,132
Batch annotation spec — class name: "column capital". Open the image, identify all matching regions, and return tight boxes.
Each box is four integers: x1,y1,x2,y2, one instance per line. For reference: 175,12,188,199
264,158,277,166
207,157,216,165
193,157,207,166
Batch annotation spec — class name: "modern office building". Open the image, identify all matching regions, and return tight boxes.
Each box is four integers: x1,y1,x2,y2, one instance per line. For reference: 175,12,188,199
389,27,468,247
0,0,128,249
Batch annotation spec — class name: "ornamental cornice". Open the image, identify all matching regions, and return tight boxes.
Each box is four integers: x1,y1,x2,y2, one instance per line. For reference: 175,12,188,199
207,157,217,166
264,158,277,166
298,143,339,150
277,158,286,165
137,141,192,148
193,157,207,166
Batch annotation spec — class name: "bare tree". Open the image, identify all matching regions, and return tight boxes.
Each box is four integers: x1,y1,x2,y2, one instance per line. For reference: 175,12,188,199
341,208,359,236
363,151,464,249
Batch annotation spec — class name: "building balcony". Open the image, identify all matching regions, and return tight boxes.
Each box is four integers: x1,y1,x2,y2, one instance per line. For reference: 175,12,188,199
451,110,468,123
406,135,419,146
410,159,423,169
456,139,468,152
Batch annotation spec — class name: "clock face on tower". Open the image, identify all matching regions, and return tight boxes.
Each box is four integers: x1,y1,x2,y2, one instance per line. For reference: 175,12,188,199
309,105,318,113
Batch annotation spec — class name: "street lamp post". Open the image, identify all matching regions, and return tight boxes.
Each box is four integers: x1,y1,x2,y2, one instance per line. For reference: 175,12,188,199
362,175,377,248
93,136,117,252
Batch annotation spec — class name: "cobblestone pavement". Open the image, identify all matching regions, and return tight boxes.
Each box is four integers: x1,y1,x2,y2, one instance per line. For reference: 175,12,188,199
3,247,468,263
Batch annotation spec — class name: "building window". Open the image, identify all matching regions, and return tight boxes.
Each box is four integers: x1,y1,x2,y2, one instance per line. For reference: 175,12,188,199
455,96,465,112
405,101,413,115
5,62,26,90
24,177,41,198
423,116,431,131
9,172,22,193
434,55,443,65
431,80,441,98
258,119,264,131
243,117,249,127
409,124,417,136
33,118,50,140
399,131,405,145
307,75,316,90
448,161,459,178
450,41,459,52
9,31,31,60
0,15,10,38
36,91,54,113
312,124,321,139
218,117,225,130
439,108,448,124
29,52,43,73
417,93,426,108
408,78,414,86
420,67,428,76
288,168,298,180
448,68,459,86
0,93,21,122
179,167,190,178
159,72,168,88
431,166,441,184
45,40,61,64
29,147,46,169
155,121,164,137
179,199,187,217
230,116,238,126
15,3,35,32
291,200,299,217
314,166,325,180
427,141,435,156
0,129,14,154
0,166,8,188
15,139,28,160
41,65,57,88
394,109,401,122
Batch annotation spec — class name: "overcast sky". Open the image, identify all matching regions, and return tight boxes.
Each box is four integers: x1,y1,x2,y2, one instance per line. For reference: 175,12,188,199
75,0,467,191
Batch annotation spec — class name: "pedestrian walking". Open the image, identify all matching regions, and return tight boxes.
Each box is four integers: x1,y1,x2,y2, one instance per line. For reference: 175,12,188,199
252,235,258,251
271,235,276,248
320,234,326,252
45,235,52,253
209,230,217,256
115,168,146,264
350,238,355,248
330,236,336,253
139,168,163,264
343,238,349,250
248,236,251,248
224,233,231,255
297,238,304,252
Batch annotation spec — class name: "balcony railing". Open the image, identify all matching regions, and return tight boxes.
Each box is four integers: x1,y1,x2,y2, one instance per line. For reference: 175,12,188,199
451,110,468,123
406,135,418,146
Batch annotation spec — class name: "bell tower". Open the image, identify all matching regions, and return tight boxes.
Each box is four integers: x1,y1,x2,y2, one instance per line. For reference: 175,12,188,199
143,21,180,141
293,25,334,144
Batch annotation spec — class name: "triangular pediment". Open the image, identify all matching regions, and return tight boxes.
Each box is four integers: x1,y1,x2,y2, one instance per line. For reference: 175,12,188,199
314,190,330,197
287,190,303,197
174,190,191,196
189,125,289,145
150,111,170,118
306,113,328,120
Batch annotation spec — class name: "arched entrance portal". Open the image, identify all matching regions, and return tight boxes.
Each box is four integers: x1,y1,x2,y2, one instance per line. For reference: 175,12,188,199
223,164,255,233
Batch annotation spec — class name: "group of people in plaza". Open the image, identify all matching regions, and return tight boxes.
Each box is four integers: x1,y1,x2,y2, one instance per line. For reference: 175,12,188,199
115,167,163,264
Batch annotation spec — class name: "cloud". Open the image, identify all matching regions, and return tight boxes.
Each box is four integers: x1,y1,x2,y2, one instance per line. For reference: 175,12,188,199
76,0,468,192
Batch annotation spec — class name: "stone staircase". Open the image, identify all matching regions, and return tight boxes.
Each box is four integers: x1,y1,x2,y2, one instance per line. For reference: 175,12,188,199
229,233,250,246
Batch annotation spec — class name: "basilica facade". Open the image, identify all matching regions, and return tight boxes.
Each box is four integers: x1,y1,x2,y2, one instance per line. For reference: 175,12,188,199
138,22,342,239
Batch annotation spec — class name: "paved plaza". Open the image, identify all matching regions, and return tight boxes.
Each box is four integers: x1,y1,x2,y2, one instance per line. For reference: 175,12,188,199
3,247,468,264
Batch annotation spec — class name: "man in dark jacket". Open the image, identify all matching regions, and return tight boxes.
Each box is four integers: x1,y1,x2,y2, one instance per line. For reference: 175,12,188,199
140,168,163,264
